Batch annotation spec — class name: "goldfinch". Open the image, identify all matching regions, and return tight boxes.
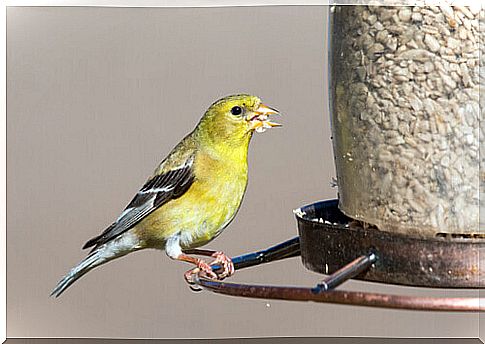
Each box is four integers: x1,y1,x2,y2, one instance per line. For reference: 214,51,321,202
51,94,280,297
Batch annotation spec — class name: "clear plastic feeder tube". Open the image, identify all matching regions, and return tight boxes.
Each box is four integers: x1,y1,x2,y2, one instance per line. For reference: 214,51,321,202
328,5,483,236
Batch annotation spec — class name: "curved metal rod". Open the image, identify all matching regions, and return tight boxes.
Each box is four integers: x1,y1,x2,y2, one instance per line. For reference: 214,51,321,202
186,236,484,311
193,275,484,312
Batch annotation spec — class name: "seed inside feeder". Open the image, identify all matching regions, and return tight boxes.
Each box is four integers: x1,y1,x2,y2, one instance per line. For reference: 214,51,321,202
329,5,483,237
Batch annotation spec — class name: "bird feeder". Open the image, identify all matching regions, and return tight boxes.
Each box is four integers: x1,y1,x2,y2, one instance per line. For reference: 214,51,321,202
189,4,484,311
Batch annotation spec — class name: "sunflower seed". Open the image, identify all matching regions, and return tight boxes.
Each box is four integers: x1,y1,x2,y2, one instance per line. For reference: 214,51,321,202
330,4,482,236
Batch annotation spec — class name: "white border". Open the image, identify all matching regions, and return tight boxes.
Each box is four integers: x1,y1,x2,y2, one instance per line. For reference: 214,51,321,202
1,1,6,342
4,0,483,7
2,1,483,342
9,0,332,6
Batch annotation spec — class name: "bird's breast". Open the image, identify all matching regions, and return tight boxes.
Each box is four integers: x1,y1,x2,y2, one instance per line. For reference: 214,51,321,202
137,153,248,249
178,156,248,247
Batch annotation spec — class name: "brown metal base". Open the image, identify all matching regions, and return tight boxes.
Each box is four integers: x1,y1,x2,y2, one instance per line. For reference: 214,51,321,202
296,199,485,288
194,275,482,312
188,233,483,311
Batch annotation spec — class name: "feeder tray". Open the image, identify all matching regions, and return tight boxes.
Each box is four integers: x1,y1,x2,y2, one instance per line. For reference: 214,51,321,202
297,199,485,289
187,199,484,311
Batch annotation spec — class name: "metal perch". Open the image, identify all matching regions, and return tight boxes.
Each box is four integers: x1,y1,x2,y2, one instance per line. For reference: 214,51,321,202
186,237,484,312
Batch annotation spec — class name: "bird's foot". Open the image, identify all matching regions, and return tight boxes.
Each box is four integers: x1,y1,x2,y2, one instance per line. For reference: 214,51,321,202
210,251,234,279
184,259,218,282
184,269,203,291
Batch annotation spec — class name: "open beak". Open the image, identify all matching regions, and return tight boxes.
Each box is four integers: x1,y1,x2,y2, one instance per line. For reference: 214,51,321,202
247,103,281,133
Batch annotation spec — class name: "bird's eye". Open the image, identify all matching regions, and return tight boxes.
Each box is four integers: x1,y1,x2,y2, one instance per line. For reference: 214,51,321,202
231,106,243,116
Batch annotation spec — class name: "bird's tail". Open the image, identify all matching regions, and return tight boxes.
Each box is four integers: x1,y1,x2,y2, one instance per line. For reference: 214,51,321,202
51,232,140,297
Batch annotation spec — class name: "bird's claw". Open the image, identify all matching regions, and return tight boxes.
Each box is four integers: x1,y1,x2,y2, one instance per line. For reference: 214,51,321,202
184,261,217,292
210,251,234,279
183,252,233,292
184,270,203,292
184,268,202,291
185,260,218,280
184,268,198,284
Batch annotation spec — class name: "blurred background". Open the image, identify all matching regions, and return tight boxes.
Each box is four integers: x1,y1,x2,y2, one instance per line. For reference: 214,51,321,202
7,6,480,338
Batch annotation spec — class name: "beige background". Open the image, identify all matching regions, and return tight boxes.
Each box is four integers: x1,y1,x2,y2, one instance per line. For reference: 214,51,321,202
7,6,480,338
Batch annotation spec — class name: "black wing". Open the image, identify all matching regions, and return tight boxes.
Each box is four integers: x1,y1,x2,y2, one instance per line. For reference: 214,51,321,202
83,157,195,250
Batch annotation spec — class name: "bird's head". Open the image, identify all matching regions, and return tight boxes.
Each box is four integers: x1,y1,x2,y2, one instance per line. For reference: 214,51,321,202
195,94,280,149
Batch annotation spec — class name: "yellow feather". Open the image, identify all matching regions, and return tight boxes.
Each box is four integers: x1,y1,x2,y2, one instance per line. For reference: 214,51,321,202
134,94,259,249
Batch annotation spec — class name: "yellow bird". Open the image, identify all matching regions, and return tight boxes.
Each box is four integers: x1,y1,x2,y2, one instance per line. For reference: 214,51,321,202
51,94,280,297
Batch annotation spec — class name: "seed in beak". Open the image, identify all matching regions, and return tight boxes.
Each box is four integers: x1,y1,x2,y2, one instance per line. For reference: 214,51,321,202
255,104,279,116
